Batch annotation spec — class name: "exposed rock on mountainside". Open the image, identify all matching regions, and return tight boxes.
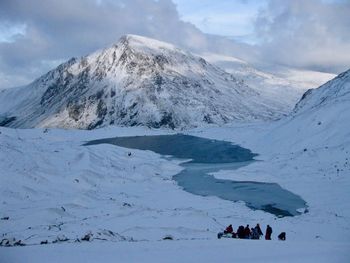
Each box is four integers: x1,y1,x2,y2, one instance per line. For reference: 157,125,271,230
0,35,295,129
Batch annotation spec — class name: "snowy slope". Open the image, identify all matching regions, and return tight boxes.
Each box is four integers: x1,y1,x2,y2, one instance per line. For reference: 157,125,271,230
0,126,277,246
294,69,350,114
259,68,350,153
0,35,288,130
202,52,336,113
2,239,348,263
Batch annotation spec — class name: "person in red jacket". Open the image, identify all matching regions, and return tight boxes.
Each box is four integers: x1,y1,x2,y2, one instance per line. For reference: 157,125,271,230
224,224,233,234
244,224,251,239
265,225,272,240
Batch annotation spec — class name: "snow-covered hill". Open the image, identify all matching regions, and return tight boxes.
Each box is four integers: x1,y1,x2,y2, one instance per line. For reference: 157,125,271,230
259,68,350,153
196,68,350,155
0,35,292,130
202,52,336,112
294,69,350,114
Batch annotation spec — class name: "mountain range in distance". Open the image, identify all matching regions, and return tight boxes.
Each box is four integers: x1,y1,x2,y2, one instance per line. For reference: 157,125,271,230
0,34,338,130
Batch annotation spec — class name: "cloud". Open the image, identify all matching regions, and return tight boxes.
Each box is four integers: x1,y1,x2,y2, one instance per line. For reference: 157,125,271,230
0,0,211,88
0,22,26,43
0,0,348,89
253,0,350,73
173,0,266,37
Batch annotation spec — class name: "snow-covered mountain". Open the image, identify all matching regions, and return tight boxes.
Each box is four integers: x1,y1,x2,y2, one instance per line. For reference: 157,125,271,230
0,35,297,130
201,52,336,112
261,68,350,152
294,69,350,114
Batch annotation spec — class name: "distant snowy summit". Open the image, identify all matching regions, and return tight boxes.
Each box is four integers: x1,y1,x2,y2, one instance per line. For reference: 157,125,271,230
0,35,331,129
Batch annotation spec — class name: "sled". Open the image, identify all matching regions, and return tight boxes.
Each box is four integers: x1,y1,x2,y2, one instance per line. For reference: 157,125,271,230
217,232,236,239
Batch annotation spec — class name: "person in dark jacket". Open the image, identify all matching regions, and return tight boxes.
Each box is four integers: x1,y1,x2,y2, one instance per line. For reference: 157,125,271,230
251,227,259,239
256,223,263,237
244,225,251,239
265,225,272,240
278,232,286,241
237,225,245,239
224,224,233,234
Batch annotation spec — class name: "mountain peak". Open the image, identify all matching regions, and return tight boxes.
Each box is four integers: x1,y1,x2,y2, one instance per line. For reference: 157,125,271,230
118,34,180,52
0,35,286,130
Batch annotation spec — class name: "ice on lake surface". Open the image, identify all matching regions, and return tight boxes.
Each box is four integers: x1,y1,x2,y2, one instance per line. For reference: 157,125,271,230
85,134,307,217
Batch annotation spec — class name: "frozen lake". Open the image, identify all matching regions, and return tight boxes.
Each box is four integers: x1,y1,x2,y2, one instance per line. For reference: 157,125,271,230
85,134,306,217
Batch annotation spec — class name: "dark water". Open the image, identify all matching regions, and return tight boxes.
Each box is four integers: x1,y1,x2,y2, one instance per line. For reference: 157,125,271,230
85,134,307,217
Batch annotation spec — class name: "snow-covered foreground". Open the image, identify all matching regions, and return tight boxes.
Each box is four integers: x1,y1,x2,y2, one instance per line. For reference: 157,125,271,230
1,239,349,263
0,116,349,262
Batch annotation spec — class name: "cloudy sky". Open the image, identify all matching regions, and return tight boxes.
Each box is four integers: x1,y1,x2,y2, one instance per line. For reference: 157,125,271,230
0,0,349,89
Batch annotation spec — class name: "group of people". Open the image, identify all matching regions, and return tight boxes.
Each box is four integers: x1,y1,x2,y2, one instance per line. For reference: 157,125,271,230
218,223,285,241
